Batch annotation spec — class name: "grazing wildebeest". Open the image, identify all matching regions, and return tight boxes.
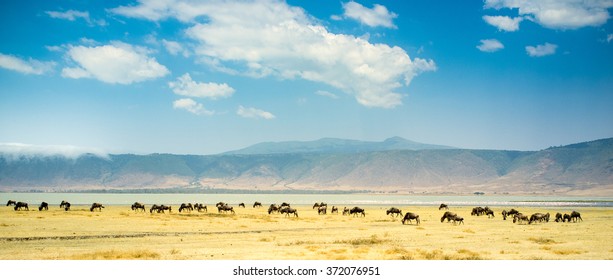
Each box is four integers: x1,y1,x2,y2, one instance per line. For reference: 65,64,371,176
194,203,207,212
150,204,171,213
6,200,16,206
38,202,49,211
439,203,448,210
563,213,572,222
349,207,365,217
543,213,550,222
238,203,245,208
280,202,290,208
268,204,280,214
331,206,338,214
452,216,464,225
401,212,420,225
313,203,320,209
485,208,495,218
179,203,193,213
570,211,583,222
440,211,457,223
60,201,71,211
342,207,350,216
253,202,262,208
471,207,486,216
217,204,235,214
131,202,145,212
555,212,563,222
386,207,402,217
280,207,298,217
317,205,327,215
14,202,29,211
529,213,545,224
513,213,529,224
90,203,104,212
216,202,227,208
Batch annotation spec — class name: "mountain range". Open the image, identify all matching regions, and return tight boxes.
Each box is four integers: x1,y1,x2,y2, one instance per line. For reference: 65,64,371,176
1,137,612,195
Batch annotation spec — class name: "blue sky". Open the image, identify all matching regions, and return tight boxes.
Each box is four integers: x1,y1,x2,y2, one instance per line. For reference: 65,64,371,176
0,0,612,155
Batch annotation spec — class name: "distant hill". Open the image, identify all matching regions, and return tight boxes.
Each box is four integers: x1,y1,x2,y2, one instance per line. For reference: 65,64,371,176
0,138,611,195
223,136,455,155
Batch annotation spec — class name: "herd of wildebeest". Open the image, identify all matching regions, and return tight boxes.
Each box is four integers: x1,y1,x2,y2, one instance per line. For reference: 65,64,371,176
5,199,583,225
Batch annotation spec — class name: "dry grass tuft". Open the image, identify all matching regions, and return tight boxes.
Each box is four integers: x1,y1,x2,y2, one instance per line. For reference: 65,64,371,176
529,237,558,245
70,249,160,260
335,234,385,246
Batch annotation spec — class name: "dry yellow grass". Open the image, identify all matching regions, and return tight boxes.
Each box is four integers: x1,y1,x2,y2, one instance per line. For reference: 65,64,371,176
0,205,611,260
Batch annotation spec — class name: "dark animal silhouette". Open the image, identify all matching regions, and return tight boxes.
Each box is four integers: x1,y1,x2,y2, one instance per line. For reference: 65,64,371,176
216,202,227,208
342,207,350,215
179,203,193,213
439,203,448,210
555,212,563,222
194,203,207,212
349,207,365,217
331,206,338,214
280,202,290,208
513,213,529,224
150,204,171,213
131,202,146,212
528,213,549,224
570,211,583,222
452,216,464,225
563,213,572,222
440,211,457,223
317,205,327,215
471,207,487,216
60,200,71,211
253,202,262,208
6,200,16,206
38,202,49,211
90,203,104,212
268,204,279,214
217,204,235,214
14,202,29,211
401,212,420,225
313,203,320,209
280,207,298,217
485,208,495,218
386,207,402,217
238,203,245,208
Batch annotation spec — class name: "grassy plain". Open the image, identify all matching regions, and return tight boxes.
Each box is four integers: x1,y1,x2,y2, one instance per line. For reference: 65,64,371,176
0,204,611,260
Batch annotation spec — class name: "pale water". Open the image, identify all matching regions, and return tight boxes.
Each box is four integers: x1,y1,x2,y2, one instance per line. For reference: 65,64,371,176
2,193,611,207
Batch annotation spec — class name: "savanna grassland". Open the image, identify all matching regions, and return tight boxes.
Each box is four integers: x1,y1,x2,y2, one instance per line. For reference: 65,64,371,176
0,204,611,260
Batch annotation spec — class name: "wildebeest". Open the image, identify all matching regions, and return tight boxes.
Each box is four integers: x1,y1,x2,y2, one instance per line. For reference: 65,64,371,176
280,202,290,208
331,206,338,214
349,207,365,217
6,200,16,206
131,202,146,212
317,205,327,215
217,204,235,214
386,207,402,217
238,203,245,208
150,204,171,213
194,203,207,212
502,209,519,220
14,202,29,211
38,202,49,211
485,208,495,218
313,202,326,209
280,207,298,217
513,213,529,224
216,202,227,208
570,211,583,222
401,212,420,225
179,203,193,213
555,212,564,222
452,216,464,225
90,203,104,212
529,213,545,224
267,204,279,214
439,203,448,210
60,200,71,211
253,201,262,208
440,211,457,223
563,213,572,222
342,207,350,216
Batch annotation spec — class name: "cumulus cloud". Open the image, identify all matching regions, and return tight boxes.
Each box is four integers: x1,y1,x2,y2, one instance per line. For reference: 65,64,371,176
237,105,275,120
0,53,55,75
111,0,434,108
162,39,190,57
0,143,109,160
342,1,398,28
45,9,106,26
168,73,234,99
526,43,558,57
477,39,504,52
484,0,613,30
172,98,214,115
482,15,523,31
61,42,170,84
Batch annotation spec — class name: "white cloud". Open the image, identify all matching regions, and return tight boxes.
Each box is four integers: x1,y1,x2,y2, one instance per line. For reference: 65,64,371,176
526,43,558,57
62,42,170,84
168,73,234,99
0,143,108,160
45,10,106,26
477,39,504,52
315,90,339,99
173,98,214,115
237,105,275,120
0,53,54,75
111,0,435,108
484,0,613,30
162,39,190,57
342,1,397,28
482,15,523,31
